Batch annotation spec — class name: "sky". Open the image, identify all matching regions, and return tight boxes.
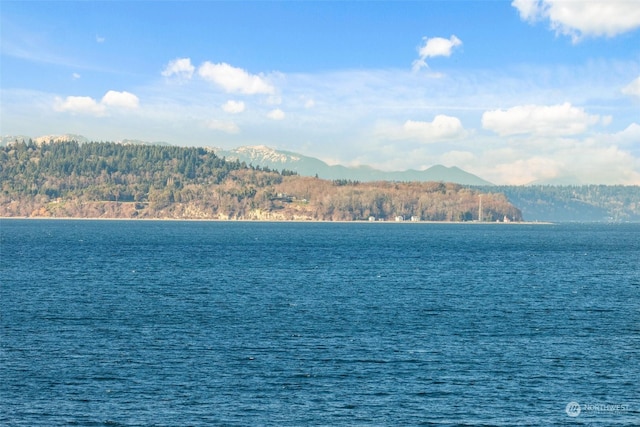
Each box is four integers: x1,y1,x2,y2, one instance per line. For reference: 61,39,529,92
1,0,639,185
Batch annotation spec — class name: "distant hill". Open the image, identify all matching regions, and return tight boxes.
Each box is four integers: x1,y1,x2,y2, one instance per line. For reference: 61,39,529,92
474,185,640,222
0,140,520,221
215,145,493,185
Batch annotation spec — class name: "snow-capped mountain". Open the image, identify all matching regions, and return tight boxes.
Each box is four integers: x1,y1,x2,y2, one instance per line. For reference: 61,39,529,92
233,145,302,164
214,145,493,185
33,134,90,145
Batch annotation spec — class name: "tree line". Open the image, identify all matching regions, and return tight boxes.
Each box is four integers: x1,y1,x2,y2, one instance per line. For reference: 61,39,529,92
474,184,640,222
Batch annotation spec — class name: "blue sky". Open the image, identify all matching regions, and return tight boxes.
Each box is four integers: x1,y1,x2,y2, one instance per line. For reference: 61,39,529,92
1,0,639,184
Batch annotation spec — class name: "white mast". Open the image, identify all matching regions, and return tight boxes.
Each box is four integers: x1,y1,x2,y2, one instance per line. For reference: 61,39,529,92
478,194,482,222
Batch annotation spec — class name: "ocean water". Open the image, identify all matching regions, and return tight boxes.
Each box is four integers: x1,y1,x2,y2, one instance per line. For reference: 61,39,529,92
1,220,639,426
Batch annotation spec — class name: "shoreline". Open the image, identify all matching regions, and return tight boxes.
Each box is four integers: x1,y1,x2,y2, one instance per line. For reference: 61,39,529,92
0,216,554,225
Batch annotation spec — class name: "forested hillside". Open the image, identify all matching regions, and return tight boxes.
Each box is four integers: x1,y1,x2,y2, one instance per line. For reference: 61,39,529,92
475,185,640,222
0,140,521,221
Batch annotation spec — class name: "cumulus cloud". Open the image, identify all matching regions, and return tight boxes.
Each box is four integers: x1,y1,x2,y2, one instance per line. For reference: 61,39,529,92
512,0,640,41
482,103,603,136
54,90,139,116
162,57,195,79
598,122,640,150
267,108,285,120
222,100,246,114
198,62,275,94
622,76,640,97
54,96,106,116
376,115,467,144
412,35,462,71
101,90,139,109
403,115,466,142
206,119,240,134
616,122,640,141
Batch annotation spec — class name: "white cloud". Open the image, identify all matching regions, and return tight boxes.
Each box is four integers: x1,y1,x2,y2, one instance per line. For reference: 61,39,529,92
198,62,275,95
564,146,640,184
96,35,105,43
512,0,640,41
101,90,139,109
590,122,640,150
511,0,540,22
412,35,462,71
403,115,466,142
375,115,467,144
206,119,240,134
615,123,640,143
491,156,564,185
471,123,640,184
162,58,195,79
72,73,81,80
622,76,640,97
222,100,245,114
482,103,602,136
54,96,106,116
53,90,139,116
267,108,285,120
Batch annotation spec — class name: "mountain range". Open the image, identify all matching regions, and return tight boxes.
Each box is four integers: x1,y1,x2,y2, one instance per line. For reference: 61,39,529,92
1,134,493,185
214,145,494,185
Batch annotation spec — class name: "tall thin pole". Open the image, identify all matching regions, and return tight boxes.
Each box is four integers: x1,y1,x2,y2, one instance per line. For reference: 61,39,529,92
478,194,482,222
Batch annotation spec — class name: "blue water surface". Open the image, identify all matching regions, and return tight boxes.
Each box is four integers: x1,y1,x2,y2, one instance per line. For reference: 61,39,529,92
1,220,639,425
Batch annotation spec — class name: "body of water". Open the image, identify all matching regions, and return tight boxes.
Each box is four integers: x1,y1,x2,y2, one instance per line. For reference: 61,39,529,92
1,220,639,425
